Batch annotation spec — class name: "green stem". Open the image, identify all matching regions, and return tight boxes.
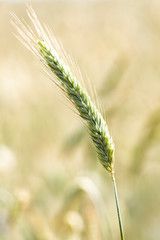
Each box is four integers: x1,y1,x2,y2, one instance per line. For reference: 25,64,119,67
112,174,125,240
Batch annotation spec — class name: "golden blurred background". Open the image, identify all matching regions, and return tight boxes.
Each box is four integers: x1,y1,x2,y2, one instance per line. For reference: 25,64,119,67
0,0,160,239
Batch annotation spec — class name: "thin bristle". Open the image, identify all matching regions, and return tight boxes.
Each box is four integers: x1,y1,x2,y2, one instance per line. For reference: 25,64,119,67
11,5,115,174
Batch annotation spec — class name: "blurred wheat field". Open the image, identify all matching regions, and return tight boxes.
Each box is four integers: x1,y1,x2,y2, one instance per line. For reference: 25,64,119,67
0,1,160,240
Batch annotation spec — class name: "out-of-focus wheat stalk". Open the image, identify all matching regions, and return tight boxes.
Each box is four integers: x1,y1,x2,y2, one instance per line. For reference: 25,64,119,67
11,5,124,240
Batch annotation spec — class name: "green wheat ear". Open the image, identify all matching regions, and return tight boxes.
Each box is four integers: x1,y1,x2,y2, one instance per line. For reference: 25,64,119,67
11,5,125,240
37,40,114,174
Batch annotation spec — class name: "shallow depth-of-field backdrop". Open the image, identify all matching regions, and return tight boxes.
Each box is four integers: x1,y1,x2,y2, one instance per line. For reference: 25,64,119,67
0,1,160,240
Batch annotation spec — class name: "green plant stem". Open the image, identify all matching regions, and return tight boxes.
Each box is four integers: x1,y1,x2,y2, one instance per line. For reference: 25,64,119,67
112,174,125,240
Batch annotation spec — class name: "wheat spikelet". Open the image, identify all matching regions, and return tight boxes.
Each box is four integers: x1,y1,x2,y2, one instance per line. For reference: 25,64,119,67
11,6,114,174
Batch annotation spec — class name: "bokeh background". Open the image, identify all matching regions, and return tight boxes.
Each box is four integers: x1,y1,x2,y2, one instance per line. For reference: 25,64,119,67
0,0,160,239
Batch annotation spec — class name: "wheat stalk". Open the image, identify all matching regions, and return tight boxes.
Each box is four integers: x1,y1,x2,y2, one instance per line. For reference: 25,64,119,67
11,6,125,240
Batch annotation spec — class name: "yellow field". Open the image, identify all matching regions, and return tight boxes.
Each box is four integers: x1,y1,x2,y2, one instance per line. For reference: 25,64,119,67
0,1,160,239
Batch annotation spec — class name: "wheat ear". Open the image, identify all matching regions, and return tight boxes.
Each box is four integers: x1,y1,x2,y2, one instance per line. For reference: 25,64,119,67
11,6,125,240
